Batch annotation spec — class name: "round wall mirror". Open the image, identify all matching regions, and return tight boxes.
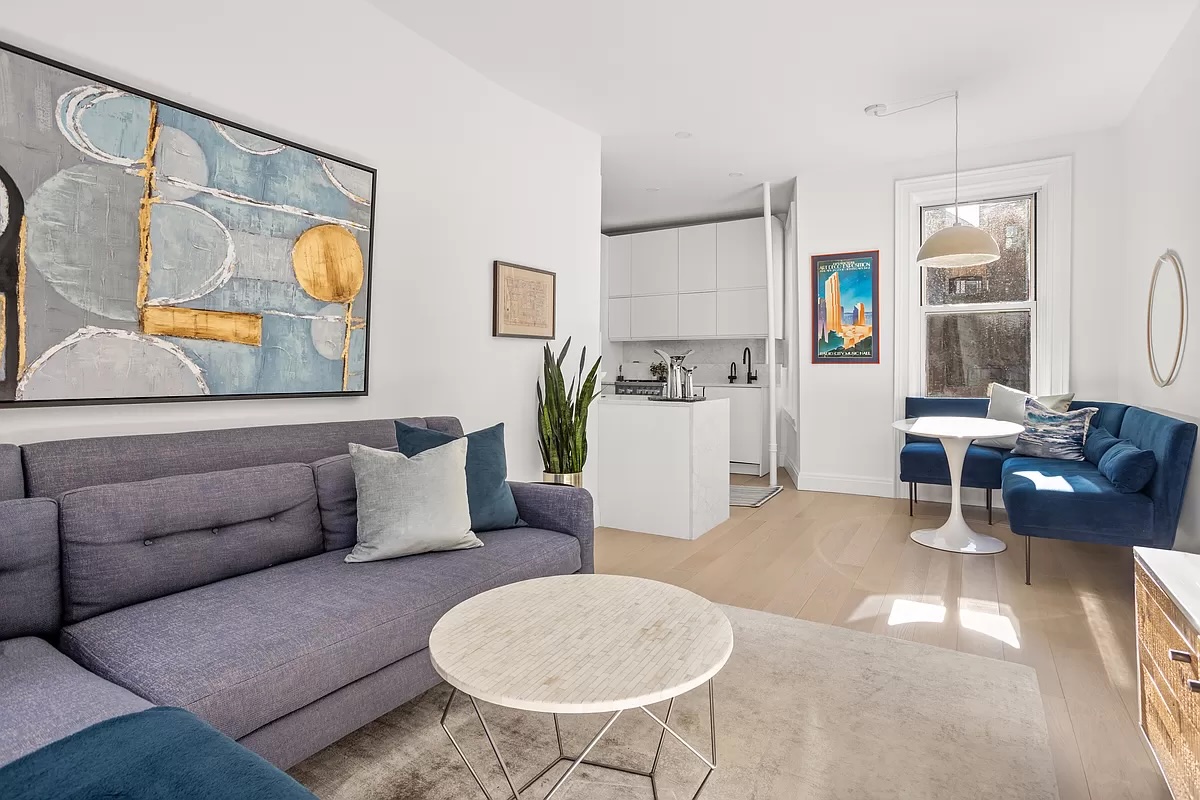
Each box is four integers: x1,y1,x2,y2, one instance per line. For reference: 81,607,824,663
1147,250,1188,387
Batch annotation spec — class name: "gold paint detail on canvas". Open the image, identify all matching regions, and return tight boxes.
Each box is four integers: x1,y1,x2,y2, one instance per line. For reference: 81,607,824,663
142,306,263,346
341,302,353,390
136,101,161,322
291,224,364,303
16,216,27,377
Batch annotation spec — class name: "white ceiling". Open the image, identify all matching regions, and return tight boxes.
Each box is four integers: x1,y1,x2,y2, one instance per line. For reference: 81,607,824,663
374,0,1197,231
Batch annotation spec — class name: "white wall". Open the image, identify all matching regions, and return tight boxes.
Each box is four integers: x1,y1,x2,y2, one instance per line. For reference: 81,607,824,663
1119,5,1200,549
790,129,1123,498
0,0,601,482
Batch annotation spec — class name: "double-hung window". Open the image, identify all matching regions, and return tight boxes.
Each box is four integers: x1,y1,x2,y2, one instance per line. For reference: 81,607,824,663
919,195,1036,397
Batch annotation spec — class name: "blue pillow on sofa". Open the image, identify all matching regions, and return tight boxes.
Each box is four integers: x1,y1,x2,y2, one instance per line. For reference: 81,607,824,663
1083,428,1120,465
1097,441,1157,493
395,421,524,532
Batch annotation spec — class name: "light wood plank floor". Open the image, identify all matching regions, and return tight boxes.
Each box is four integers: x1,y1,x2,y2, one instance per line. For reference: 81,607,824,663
595,474,1170,800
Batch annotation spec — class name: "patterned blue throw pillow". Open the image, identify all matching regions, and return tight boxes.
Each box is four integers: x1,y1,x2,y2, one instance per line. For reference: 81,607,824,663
1011,398,1097,461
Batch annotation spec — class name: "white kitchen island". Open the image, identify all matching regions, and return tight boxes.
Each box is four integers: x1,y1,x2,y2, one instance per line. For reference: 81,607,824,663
596,396,730,539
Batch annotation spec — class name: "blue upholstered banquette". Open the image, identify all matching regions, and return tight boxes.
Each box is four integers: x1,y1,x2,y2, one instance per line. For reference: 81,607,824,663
900,397,1196,559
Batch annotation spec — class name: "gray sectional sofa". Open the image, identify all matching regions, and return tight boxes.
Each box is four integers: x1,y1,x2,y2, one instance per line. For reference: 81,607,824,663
0,416,594,769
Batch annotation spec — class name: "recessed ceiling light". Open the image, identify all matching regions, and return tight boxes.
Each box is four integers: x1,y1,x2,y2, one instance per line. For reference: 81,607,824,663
728,172,744,178
645,187,661,192
674,131,693,139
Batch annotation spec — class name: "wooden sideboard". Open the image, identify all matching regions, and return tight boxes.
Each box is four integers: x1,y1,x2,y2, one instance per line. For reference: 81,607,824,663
1136,547,1200,798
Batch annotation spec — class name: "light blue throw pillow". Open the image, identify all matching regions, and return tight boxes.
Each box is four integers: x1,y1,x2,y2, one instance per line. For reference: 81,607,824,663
1011,398,1096,461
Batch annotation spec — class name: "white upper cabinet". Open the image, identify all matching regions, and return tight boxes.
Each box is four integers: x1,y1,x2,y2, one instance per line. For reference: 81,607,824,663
630,294,678,339
608,297,631,340
607,235,632,298
717,288,768,337
716,218,768,290
631,229,678,296
608,217,782,340
678,224,717,293
677,292,717,338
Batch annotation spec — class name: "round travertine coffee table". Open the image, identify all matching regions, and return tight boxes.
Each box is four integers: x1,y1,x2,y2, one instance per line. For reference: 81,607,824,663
429,574,733,800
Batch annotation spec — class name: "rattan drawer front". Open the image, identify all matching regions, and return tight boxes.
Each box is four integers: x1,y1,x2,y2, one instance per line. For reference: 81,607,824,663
1145,664,1190,799
1138,565,1199,688
1180,716,1200,800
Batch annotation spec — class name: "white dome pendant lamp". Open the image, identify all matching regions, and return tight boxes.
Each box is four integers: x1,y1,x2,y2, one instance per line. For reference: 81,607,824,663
868,91,1000,268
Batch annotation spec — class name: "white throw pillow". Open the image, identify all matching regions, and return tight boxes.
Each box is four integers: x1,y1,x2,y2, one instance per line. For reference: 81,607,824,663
345,439,482,563
982,383,1075,449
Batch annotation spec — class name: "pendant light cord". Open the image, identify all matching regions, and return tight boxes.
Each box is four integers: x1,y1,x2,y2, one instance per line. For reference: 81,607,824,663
954,91,960,223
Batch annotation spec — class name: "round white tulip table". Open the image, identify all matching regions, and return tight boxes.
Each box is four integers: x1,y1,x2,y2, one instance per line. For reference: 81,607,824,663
429,574,733,800
894,416,1024,555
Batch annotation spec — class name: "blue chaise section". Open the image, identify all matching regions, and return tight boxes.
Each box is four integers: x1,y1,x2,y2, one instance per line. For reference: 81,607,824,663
1004,406,1197,551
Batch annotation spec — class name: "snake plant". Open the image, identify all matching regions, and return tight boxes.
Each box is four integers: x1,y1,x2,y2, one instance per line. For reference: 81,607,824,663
536,338,601,474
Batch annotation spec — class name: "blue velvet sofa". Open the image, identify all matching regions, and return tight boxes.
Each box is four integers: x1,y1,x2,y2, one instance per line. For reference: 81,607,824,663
0,417,594,777
900,397,1197,583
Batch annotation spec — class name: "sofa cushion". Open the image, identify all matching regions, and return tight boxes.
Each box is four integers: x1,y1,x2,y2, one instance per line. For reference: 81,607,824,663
22,419,405,499
0,444,24,501
345,440,481,563
900,442,1006,489
0,498,61,640
395,421,523,532
1098,441,1157,494
1119,407,1199,545
59,528,581,741
311,447,397,551
0,637,152,767
1073,400,1130,437
1002,456,1154,541
1011,398,1095,461
59,464,323,623
1083,427,1121,465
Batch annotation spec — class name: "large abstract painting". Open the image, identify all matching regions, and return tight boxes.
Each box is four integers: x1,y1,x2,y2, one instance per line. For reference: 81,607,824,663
0,42,375,406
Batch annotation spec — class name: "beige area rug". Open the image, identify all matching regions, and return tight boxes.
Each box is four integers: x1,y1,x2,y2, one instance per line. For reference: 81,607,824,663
291,606,1058,799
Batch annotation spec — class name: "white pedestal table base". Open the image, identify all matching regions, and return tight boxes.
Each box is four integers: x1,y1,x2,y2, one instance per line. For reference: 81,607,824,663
440,681,717,800
909,433,1007,555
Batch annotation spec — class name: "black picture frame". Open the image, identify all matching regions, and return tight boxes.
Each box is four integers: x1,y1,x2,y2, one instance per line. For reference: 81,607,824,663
492,261,557,340
0,39,378,409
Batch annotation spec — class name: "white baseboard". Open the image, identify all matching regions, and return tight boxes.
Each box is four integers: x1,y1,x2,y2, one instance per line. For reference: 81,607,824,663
792,471,894,498
784,455,800,488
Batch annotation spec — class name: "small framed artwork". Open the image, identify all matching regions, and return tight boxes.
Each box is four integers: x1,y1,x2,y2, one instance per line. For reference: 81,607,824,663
493,261,556,339
812,250,880,364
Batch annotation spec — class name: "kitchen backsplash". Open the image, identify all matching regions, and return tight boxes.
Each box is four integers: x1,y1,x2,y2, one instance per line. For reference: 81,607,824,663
614,339,784,385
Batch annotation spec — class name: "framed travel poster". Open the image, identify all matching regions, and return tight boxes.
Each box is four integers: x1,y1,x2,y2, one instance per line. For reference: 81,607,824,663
493,261,556,339
0,40,375,407
811,250,879,364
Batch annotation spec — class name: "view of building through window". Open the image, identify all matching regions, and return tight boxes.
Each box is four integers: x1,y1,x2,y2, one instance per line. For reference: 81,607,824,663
920,195,1035,397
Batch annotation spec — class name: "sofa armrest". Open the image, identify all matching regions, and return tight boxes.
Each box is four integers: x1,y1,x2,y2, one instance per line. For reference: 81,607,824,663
508,482,594,574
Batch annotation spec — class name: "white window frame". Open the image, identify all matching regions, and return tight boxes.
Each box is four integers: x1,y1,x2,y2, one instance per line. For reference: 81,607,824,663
919,193,1038,397
893,157,1073,436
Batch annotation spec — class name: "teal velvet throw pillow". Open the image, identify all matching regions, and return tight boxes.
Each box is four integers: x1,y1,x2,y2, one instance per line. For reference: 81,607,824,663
1083,427,1120,465
394,421,524,532
1097,440,1157,493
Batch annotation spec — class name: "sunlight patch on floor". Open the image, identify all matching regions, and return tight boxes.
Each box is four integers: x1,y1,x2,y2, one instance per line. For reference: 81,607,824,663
960,608,1021,648
887,598,947,626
